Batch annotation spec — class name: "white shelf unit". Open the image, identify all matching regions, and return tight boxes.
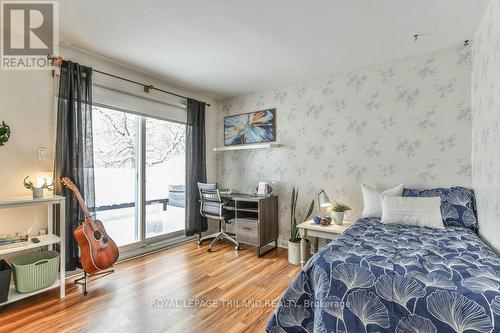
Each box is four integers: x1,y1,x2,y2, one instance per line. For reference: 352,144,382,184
213,143,281,152
0,195,66,306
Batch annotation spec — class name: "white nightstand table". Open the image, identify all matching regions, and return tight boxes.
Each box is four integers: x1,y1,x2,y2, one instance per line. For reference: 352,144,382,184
297,220,353,267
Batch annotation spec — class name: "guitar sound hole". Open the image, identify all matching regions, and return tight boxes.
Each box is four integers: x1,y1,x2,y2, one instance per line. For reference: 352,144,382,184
93,230,102,240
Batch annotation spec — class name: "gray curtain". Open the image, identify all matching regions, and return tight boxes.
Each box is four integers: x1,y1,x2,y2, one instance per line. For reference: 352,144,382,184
54,61,95,271
185,99,207,237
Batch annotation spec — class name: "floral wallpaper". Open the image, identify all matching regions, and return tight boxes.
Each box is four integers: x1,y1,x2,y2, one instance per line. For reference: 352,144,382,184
217,46,472,245
472,0,500,254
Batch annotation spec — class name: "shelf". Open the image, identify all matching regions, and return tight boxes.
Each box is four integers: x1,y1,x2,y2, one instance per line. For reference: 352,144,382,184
0,279,60,306
213,143,281,152
0,195,65,209
236,217,259,223
0,234,61,256
236,208,259,212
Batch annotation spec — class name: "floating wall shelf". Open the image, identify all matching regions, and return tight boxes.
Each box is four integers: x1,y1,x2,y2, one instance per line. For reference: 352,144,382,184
213,143,281,152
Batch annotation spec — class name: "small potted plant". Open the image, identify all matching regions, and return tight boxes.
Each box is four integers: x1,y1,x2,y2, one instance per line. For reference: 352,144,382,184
0,121,11,146
288,186,314,265
330,202,351,225
23,176,52,199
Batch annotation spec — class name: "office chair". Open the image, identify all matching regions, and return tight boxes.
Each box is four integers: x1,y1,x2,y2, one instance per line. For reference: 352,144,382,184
197,182,239,252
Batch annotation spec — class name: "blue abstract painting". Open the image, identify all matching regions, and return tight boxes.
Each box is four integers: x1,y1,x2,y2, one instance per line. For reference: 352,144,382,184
224,109,276,146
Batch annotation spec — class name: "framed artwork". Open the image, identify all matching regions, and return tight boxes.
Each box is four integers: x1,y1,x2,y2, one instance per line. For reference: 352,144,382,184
224,108,276,146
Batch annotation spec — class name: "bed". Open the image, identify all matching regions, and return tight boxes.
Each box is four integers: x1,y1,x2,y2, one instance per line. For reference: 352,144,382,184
266,188,500,333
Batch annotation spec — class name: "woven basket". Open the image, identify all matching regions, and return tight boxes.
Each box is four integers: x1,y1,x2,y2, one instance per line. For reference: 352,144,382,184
11,251,60,293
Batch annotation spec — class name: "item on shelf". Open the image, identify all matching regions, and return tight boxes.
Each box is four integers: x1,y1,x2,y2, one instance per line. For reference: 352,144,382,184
0,242,29,251
0,259,12,303
0,121,10,147
313,216,321,224
330,202,351,225
0,234,29,245
11,251,60,293
23,175,53,199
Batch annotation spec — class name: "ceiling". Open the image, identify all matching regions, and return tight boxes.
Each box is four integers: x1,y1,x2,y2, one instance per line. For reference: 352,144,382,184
60,0,488,99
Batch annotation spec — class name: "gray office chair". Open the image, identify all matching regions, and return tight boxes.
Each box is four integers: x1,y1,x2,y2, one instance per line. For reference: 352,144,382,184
197,182,239,252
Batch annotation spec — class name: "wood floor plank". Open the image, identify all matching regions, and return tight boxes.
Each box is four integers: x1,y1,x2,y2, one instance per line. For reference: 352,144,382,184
0,241,299,333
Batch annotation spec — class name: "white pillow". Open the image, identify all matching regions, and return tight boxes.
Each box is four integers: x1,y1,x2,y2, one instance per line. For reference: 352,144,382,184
381,196,444,229
361,184,404,217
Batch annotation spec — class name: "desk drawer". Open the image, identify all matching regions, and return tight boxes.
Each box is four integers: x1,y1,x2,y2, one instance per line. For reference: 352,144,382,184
237,220,259,246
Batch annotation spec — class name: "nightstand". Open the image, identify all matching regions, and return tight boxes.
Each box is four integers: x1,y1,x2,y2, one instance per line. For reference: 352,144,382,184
297,220,353,267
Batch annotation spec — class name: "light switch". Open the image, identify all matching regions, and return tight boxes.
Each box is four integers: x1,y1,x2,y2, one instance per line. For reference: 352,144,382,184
37,147,47,161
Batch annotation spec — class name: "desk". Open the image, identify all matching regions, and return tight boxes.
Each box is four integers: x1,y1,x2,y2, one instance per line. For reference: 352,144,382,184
297,220,353,267
221,193,278,257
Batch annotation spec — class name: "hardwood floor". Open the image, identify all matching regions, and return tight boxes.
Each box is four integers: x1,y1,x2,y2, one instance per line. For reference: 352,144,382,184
0,241,299,333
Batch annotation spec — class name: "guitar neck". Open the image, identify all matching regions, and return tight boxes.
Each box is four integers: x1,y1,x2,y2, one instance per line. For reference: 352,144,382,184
62,178,94,222
73,190,93,220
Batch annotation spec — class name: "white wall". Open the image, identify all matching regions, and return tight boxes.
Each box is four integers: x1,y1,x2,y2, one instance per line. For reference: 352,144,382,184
0,45,218,236
217,46,472,246
471,0,500,254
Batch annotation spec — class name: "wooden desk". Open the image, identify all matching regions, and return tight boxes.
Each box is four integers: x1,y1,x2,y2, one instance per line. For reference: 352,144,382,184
297,220,353,267
221,193,278,257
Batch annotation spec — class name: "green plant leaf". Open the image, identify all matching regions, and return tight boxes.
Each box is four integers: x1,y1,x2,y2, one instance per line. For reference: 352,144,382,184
304,200,315,222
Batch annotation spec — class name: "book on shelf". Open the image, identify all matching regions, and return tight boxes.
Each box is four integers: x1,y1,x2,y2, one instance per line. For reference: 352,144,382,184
0,235,29,245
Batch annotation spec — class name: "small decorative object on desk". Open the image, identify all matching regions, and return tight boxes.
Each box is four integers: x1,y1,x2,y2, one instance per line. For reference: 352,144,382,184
23,175,53,199
330,201,351,225
218,187,232,195
257,181,277,197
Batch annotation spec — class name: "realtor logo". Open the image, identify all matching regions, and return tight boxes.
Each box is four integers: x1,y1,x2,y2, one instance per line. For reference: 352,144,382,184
1,1,58,70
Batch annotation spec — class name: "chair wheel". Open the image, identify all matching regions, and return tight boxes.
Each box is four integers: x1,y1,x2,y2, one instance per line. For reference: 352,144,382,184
207,248,212,252
235,245,240,250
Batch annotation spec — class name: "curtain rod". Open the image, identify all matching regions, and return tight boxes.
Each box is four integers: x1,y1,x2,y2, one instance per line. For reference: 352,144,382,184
48,55,211,107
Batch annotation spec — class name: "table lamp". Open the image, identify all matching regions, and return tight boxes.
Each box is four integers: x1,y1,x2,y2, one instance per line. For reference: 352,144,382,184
318,190,332,216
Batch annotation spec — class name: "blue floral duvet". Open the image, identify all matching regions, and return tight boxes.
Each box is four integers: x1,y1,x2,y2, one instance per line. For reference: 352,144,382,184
267,218,500,333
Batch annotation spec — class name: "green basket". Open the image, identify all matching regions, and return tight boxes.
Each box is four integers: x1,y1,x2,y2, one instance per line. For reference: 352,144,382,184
11,251,60,294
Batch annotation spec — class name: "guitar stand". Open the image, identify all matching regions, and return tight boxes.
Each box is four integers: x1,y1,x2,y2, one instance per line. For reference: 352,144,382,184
74,269,115,295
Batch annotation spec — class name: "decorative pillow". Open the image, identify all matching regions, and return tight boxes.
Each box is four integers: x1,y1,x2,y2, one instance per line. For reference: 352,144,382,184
381,196,444,229
402,187,478,231
361,184,404,218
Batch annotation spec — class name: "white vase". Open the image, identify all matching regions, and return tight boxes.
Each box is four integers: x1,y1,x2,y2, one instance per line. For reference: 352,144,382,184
32,188,44,199
331,211,345,225
288,239,310,265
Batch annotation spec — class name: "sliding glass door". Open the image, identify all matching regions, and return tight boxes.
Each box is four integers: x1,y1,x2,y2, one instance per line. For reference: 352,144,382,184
92,105,186,252
92,106,140,247
145,118,186,240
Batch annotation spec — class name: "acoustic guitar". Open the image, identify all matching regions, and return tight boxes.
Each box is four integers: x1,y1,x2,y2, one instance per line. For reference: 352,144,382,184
61,177,119,275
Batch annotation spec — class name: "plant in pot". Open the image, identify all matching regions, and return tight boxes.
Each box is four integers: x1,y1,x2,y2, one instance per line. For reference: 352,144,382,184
330,202,351,225
288,186,314,265
0,121,11,146
23,176,53,199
